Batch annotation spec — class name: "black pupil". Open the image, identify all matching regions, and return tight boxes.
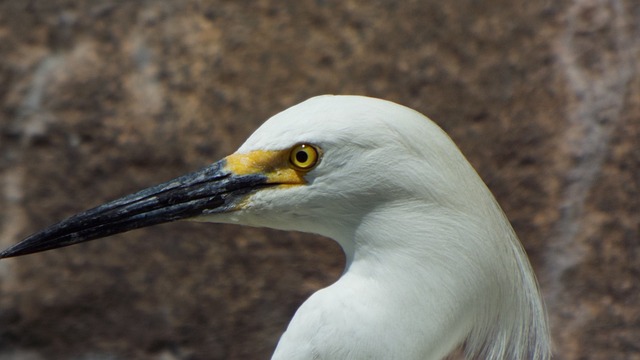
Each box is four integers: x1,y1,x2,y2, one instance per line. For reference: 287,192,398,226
296,150,309,163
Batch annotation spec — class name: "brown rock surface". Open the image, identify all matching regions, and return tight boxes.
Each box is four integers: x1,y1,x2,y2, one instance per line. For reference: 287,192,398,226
0,1,638,359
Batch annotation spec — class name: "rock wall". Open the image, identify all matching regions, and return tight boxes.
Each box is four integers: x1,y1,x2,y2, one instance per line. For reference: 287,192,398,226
0,1,638,359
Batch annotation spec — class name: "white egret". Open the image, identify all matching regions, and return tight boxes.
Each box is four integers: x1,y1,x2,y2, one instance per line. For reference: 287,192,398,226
1,95,551,359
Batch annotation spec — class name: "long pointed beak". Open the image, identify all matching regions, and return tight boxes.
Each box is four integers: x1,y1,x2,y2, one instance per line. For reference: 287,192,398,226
0,159,268,259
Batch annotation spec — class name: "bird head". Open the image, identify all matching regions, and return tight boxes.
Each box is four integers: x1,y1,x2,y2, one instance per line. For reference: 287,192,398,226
0,95,481,259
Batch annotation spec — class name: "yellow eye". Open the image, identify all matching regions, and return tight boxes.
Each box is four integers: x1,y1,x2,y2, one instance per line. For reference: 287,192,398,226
289,144,320,171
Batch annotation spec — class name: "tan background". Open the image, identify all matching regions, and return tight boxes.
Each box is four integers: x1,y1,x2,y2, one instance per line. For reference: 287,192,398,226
0,1,638,359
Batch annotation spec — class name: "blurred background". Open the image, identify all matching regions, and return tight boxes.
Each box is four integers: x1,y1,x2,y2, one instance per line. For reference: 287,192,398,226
0,1,638,359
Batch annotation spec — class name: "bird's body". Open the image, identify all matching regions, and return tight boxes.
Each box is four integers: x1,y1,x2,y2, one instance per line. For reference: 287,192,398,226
1,96,550,359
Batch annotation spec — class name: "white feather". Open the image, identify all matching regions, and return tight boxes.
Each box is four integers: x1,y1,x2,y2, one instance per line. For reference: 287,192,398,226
211,95,550,359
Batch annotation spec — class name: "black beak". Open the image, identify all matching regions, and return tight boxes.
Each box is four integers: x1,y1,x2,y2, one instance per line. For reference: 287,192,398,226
0,159,268,258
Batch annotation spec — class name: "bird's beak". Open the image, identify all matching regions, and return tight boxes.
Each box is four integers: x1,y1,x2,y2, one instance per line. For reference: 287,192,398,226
0,150,304,259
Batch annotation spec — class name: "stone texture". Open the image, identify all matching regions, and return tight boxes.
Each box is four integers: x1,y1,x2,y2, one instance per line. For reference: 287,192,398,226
0,0,638,359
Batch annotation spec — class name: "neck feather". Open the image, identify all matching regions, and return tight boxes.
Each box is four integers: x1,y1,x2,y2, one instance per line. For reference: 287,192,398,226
341,200,551,360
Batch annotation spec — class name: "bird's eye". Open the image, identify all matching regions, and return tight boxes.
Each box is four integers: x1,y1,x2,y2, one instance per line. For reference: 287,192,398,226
289,144,320,171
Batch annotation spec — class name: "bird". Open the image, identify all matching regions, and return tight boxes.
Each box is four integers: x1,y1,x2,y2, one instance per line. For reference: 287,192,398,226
1,95,551,359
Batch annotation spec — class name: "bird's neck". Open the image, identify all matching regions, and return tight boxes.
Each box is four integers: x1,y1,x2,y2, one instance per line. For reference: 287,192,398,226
336,200,550,359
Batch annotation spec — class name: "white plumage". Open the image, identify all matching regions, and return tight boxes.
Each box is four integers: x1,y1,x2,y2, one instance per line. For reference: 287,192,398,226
208,96,550,359
1,95,551,359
